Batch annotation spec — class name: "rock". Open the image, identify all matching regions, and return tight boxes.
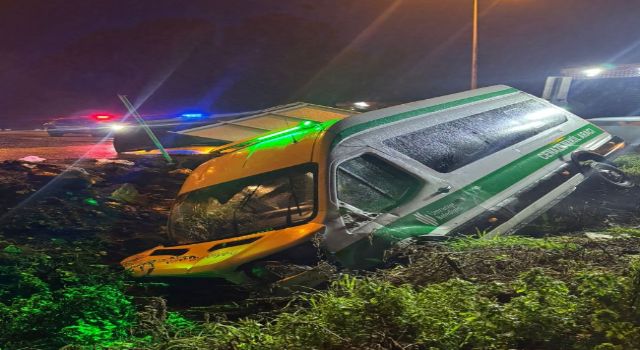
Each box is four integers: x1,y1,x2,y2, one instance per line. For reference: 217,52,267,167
109,183,148,205
56,168,93,190
28,167,93,190
110,183,140,203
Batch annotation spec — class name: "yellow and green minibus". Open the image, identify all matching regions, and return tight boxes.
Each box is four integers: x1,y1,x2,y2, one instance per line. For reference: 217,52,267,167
121,86,630,286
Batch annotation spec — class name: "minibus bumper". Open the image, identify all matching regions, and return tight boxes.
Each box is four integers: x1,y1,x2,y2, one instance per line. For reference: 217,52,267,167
120,223,325,285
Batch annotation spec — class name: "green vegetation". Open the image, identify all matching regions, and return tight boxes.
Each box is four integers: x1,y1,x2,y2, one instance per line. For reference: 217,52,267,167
4,234,640,349
606,227,640,237
614,152,640,182
0,245,137,349
447,232,579,251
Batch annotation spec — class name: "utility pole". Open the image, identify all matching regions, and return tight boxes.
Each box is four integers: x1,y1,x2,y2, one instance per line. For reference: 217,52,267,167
471,0,478,89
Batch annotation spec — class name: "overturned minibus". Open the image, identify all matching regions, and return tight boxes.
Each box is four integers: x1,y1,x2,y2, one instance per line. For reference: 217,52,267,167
121,86,630,285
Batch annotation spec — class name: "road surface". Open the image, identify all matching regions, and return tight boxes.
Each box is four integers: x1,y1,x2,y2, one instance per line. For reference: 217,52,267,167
0,131,117,161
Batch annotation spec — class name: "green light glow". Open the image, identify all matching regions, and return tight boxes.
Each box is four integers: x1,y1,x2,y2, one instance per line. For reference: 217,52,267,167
83,198,99,206
252,267,265,277
257,126,301,141
216,119,339,155
256,120,319,141
251,126,321,149
4,245,22,253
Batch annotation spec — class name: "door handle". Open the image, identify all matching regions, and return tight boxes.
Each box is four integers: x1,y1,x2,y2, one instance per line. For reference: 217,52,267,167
423,185,453,201
436,185,452,194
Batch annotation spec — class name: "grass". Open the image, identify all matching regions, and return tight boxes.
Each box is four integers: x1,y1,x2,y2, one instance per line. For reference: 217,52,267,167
614,150,640,182
109,251,640,350
606,227,640,236
446,232,579,252
2,234,640,349
104,234,640,350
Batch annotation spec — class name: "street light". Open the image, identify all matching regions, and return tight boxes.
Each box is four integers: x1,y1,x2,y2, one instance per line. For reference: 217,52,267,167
471,0,479,89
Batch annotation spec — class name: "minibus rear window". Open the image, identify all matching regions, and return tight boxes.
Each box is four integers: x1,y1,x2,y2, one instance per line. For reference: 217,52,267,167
383,100,567,173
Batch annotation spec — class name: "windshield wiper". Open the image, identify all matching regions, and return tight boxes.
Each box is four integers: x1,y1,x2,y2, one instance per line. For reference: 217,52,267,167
286,176,302,225
232,184,261,235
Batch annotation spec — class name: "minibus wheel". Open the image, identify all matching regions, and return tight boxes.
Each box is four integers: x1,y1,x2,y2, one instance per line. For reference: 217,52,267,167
571,151,612,168
590,162,635,188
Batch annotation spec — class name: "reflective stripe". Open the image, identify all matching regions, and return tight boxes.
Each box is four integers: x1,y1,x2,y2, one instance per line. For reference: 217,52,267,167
381,124,604,239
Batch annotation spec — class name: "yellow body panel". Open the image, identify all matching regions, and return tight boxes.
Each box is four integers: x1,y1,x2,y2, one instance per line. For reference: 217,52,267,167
182,127,325,195
121,121,337,283
121,223,325,282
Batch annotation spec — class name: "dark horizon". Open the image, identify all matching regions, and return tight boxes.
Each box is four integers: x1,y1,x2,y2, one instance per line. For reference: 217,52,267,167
2,0,640,128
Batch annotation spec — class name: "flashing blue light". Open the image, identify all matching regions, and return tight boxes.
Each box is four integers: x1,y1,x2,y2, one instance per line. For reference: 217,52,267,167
167,150,201,154
181,113,204,118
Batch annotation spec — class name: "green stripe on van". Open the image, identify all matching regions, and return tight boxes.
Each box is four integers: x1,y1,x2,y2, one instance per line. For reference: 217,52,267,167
380,124,603,239
331,87,519,149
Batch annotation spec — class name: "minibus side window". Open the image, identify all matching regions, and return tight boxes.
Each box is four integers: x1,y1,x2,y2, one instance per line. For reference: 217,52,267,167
337,154,418,213
383,100,568,173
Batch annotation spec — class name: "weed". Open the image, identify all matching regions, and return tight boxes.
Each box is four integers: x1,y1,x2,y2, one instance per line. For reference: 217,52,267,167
447,232,575,252
614,154,640,182
606,227,640,237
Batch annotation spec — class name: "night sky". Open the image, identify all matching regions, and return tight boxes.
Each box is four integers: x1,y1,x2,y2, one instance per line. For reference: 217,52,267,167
1,0,640,128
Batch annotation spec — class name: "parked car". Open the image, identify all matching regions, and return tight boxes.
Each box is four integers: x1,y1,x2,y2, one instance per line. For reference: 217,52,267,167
43,113,119,137
121,86,631,287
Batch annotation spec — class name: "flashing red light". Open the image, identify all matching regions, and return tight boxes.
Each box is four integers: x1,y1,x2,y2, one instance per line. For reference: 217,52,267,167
93,114,112,120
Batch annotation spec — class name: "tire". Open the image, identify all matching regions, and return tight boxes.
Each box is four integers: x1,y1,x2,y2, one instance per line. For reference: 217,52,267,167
590,162,635,188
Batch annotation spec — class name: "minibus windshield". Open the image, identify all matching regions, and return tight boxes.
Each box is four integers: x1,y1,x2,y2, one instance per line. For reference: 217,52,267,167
169,164,317,244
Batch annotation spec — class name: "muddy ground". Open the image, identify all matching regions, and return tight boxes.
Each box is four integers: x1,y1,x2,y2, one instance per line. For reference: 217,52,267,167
0,151,639,310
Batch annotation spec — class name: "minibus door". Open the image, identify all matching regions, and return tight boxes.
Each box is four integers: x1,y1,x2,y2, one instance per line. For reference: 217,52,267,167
324,149,455,267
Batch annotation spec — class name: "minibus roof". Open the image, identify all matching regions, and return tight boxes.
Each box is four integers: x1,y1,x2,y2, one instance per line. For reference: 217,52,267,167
326,85,520,149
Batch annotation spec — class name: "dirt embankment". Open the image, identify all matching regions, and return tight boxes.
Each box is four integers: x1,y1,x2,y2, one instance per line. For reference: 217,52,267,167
0,156,209,265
